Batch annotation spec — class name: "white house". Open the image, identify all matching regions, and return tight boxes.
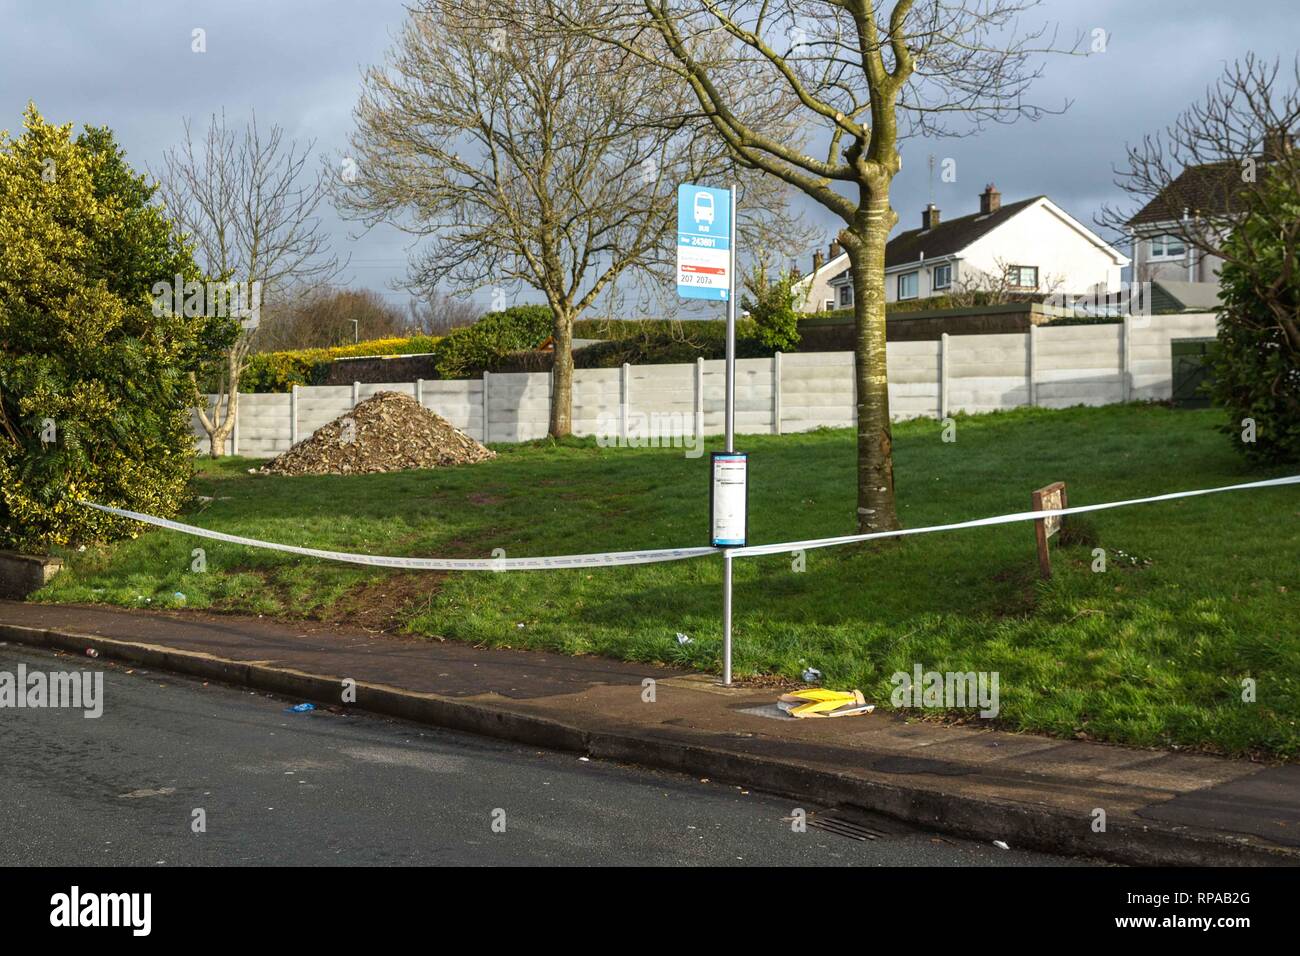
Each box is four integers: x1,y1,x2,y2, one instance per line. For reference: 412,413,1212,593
792,243,850,312
826,185,1129,309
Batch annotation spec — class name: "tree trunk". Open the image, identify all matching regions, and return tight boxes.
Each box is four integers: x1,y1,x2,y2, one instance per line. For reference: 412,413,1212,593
549,308,574,438
845,201,900,534
201,350,243,458
208,404,234,458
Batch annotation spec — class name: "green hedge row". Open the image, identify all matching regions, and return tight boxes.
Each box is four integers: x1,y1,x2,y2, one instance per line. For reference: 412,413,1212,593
242,308,553,392
241,335,443,392
434,306,553,379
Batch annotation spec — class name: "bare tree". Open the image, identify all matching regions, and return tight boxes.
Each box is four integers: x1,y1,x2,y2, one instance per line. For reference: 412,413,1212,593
157,111,339,456
1100,54,1300,357
254,286,412,352
334,0,804,437
945,256,1064,309
407,293,482,336
558,1,1078,532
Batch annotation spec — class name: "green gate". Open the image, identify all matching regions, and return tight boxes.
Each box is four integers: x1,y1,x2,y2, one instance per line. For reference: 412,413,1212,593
1170,337,1218,408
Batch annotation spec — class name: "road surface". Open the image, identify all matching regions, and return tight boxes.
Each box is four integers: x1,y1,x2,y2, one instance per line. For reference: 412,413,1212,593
0,645,1086,866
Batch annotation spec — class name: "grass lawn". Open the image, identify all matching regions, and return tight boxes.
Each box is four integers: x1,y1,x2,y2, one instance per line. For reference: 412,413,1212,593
37,403,1300,758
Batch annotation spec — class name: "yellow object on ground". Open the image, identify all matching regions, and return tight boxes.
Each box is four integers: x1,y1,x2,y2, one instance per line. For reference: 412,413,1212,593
777,688,874,719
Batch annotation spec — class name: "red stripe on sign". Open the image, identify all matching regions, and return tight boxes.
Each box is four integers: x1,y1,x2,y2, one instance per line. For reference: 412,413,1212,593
681,265,726,275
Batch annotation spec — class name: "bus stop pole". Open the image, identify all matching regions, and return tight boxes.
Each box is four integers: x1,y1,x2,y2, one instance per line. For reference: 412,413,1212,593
722,184,737,686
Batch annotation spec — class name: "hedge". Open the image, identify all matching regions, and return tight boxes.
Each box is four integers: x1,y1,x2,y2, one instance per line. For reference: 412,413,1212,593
241,335,443,392
433,306,553,378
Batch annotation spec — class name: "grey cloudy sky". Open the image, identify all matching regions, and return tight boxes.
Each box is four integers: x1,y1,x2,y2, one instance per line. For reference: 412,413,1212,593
3,0,1298,310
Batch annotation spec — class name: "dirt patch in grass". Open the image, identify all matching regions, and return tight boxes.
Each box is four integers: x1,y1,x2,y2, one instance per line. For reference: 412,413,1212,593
989,565,1040,618
320,571,447,633
467,492,505,506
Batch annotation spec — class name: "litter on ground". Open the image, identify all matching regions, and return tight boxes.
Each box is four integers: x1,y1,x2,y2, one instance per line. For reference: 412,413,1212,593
777,688,874,719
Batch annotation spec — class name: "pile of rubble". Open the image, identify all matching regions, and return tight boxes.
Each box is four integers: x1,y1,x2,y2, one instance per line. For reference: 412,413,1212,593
262,391,495,476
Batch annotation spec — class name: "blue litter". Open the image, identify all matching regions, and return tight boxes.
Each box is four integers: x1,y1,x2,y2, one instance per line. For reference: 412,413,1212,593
286,703,316,713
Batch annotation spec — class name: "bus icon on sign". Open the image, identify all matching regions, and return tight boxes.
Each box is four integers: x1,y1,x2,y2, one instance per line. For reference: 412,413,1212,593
693,191,714,228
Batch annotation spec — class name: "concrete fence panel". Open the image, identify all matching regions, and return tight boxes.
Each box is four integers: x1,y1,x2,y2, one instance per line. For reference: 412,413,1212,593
945,332,1030,415
1035,324,1124,408
200,315,1213,457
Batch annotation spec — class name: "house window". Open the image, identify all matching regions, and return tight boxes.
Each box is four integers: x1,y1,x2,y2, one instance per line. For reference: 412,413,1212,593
823,298,835,311
932,263,952,290
897,271,919,300
838,285,852,307
1148,234,1187,259
1005,265,1038,289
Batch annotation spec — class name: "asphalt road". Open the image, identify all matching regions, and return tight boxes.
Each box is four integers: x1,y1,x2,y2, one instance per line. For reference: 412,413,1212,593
0,645,1086,866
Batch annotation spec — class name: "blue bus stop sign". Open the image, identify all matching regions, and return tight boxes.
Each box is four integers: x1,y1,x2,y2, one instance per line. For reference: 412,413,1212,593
676,184,732,300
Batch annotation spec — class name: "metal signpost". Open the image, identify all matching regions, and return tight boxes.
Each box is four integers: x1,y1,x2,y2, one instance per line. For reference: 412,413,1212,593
677,183,741,685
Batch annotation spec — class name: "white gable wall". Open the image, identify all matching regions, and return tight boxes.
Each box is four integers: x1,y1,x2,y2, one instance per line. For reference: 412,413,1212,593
793,253,850,312
958,200,1125,296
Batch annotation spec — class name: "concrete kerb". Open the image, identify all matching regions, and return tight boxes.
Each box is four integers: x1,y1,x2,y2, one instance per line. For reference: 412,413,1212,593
2,621,1294,868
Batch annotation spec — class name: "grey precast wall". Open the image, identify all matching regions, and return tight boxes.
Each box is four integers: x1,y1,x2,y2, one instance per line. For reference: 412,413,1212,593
193,313,1217,457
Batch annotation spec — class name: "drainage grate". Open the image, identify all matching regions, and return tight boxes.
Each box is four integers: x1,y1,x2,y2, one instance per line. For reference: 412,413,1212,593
808,808,910,842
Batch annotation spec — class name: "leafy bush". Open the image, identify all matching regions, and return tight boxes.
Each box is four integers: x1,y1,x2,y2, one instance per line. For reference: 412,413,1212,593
578,328,771,366
1210,172,1300,464
434,305,553,378
578,316,780,354
0,106,217,550
240,348,332,392
573,317,680,339
741,262,800,352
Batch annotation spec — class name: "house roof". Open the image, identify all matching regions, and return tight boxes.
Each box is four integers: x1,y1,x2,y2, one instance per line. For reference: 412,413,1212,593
1127,161,1244,228
1123,160,1263,230
824,193,1125,287
1128,131,1298,227
882,196,1043,268
1150,280,1222,312
827,195,1042,285
792,251,849,292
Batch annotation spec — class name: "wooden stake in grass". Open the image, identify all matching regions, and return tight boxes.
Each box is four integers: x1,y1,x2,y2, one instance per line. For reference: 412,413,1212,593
1032,481,1067,579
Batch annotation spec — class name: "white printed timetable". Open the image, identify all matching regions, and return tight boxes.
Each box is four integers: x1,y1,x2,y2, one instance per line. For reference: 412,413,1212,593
710,452,748,547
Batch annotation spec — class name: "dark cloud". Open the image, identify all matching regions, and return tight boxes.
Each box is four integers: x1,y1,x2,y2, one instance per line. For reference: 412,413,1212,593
850,0,1300,272
3,0,1298,304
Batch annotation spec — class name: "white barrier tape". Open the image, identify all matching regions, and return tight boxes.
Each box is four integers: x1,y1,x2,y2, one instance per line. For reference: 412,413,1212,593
76,501,715,571
79,473,1298,571
728,474,1300,559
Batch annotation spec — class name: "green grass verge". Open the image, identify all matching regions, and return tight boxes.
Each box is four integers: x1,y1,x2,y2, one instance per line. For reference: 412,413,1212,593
36,404,1300,758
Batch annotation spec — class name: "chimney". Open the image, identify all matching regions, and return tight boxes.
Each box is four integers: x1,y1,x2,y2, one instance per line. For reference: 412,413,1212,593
979,184,1001,214
812,249,825,273
922,203,941,229
828,240,842,260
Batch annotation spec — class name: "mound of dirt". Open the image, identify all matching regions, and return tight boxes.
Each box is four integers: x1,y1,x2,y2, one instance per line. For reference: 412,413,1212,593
262,391,495,476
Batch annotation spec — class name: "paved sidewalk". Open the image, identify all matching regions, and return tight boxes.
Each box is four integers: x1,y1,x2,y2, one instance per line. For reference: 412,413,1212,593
2,600,1297,865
